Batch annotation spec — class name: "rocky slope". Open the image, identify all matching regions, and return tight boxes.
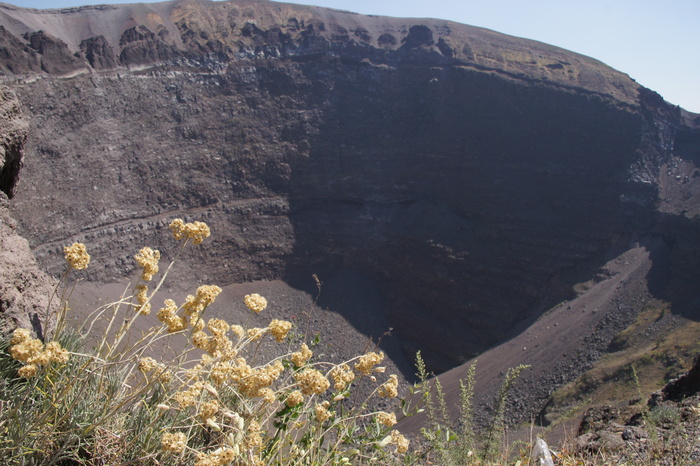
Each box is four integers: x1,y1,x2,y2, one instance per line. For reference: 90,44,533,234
0,85,57,338
1,0,700,421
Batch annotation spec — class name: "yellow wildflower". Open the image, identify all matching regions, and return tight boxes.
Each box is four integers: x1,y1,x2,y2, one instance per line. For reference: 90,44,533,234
315,401,333,422
294,368,330,396
199,400,219,422
355,351,384,376
9,336,43,363
247,327,266,342
10,328,31,345
17,364,38,378
134,247,160,281
377,411,397,427
161,431,187,454
44,341,69,363
378,374,399,398
245,420,263,448
258,387,276,403
174,381,204,408
135,284,151,315
285,390,303,407
169,218,211,245
183,285,222,316
269,319,292,343
244,293,267,313
290,343,312,368
64,242,90,270
391,430,410,454
330,363,355,391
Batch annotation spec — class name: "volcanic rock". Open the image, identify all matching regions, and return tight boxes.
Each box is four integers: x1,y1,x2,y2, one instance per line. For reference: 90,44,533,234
0,85,57,338
0,0,699,408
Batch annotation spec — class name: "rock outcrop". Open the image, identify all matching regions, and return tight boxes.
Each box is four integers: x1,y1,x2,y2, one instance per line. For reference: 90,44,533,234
0,85,57,338
0,0,699,380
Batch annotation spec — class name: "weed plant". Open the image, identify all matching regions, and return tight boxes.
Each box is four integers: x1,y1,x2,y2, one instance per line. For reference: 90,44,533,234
0,219,410,465
408,352,531,465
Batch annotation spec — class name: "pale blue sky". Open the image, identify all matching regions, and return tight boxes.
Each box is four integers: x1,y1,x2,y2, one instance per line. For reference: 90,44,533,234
9,0,700,112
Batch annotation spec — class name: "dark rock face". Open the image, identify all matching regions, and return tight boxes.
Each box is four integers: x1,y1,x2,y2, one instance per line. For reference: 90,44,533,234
0,85,26,198
0,0,699,375
80,36,117,70
24,31,84,75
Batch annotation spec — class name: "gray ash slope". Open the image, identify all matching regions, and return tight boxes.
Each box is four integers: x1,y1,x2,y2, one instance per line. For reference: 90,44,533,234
1,0,700,407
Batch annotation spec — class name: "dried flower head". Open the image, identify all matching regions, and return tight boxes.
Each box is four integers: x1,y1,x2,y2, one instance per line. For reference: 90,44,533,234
64,242,90,270
244,293,267,313
258,387,276,403
134,247,160,281
161,431,187,454
157,299,187,333
290,343,313,368
174,381,204,408
183,285,222,317
269,319,292,343
135,284,151,315
294,368,330,396
138,356,159,373
44,341,69,363
285,390,303,407
315,401,333,423
377,411,397,427
355,351,384,376
18,364,38,378
378,374,399,398
247,327,266,342
169,218,211,245
9,336,43,363
199,400,219,422
330,363,355,391
391,430,410,454
245,420,263,448
10,328,31,345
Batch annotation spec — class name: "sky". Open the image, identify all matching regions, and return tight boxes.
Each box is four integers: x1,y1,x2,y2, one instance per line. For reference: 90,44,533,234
10,0,700,113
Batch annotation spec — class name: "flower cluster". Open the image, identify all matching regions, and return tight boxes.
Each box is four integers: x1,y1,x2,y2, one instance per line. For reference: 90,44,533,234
243,293,267,313
330,363,355,391
169,218,211,245
377,411,397,427
174,381,204,409
9,328,69,378
135,284,151,315
161,431,187,454
315,401,333,423
134,247,160,281
355,351,384,376
157,299,187,333
138,356,171,383
285,390,303,407
378,374,399,398
379,430,410,454
64,242,90,270
194,447,237,466
391,431,410,454
268,319,292,343
184,285,222,316
294,368,330,396
47,221,414,463
290,343,313,368
156,285,222,333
